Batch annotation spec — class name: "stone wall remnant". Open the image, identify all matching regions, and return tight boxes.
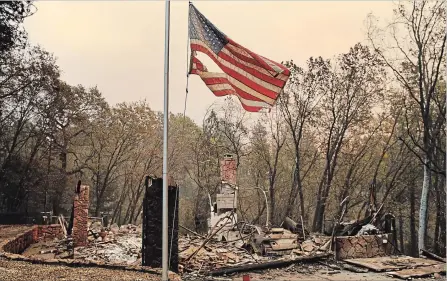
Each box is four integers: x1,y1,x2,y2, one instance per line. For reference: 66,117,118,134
334,233,394,260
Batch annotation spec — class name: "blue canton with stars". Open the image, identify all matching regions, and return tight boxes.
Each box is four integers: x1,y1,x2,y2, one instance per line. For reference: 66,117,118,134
189,4,229,55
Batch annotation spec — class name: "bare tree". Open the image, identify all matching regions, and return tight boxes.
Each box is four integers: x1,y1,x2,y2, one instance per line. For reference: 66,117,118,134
0,46,59,212
312,43,385,232
206,99,250,170
367,0,446,251
88,101,156,217
250,107,286,225
44,82,107,214
278,58,324,222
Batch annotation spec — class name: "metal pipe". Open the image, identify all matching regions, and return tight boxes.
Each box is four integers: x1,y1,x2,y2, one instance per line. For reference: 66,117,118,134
162,0,171,279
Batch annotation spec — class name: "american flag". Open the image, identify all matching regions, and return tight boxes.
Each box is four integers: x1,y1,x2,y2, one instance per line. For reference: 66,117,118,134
188,3,290,112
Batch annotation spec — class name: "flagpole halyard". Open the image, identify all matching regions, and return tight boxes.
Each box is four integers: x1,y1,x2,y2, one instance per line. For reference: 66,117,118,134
162,0,170,280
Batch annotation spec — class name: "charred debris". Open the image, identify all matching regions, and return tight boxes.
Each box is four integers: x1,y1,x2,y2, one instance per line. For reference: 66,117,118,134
1,154,443,281
176,154,441,279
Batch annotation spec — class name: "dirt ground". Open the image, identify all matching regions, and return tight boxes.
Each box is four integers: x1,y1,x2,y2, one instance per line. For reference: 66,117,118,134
0,258,160,281
229,270,445,281
181,262,446,281
230,269,425,281
0,257,445,281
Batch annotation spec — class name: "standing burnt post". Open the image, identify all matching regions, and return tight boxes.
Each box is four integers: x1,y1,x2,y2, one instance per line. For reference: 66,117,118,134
142,176,179,273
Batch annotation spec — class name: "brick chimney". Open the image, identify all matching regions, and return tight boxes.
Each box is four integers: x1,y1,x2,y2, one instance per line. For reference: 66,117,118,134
73,185,89,247
220,154,237,185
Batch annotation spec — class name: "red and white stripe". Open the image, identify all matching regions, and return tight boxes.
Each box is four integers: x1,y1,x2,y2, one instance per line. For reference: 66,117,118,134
190,38,290,112
191,56,272,112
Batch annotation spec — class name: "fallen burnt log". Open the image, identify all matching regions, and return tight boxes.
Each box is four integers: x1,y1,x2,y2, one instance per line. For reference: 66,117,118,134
420,249,446,263
207,252,331,276
282,217,309,239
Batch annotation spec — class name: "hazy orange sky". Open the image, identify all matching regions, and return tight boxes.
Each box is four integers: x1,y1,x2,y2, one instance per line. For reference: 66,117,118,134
24,1,395,124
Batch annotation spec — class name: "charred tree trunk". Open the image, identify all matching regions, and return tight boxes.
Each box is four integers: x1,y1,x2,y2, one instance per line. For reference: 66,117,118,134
313,165,329,232
268,181,275,226
129,182,145,224
316,138,344,233
284,160,298,219
433,174,446,255
128,201,138,224
439,206,446,257
296,165,305,222
409,183,418,257
123,199,132,225
285,154,305,224
133,200,144,224
111,186,127,224
398,206,404,253
433,174,440,254
117,204,124,225
52,149,68,215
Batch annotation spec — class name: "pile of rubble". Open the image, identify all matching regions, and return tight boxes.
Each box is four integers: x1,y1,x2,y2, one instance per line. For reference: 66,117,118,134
178,233,331,274
294,236,331,254
23,223,143,265
179,235,267,273
74,223,142,265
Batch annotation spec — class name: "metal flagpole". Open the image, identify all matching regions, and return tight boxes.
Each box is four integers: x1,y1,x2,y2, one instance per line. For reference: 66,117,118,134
162,0,170,280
